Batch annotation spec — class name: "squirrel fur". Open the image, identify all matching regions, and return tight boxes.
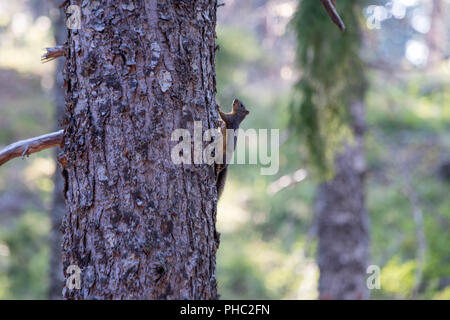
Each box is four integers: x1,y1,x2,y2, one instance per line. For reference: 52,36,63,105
216,99,249,199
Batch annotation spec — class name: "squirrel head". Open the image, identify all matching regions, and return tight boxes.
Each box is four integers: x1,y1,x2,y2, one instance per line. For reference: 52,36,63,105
219,98,249,128
232,98,250,117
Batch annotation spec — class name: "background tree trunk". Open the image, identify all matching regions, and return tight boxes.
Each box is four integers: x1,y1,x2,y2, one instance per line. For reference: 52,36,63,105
315,100,370,300
60,0,219,299
427,0,447,65
48,1,67,300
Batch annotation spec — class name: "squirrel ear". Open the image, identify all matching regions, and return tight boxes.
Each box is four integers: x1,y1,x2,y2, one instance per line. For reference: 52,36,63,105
232,99,241,112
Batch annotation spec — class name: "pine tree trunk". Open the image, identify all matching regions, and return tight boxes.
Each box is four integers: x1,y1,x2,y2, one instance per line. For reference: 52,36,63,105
315,100,370,300
60,0,219,299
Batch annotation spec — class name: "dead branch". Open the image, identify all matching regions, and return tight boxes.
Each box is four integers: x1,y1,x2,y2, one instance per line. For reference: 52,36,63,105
320,0,346,31
0,130,63,167
41,45,66,63
267,169,308,195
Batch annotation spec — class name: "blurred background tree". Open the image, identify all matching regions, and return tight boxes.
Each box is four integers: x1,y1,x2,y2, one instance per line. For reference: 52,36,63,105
291,0,370,299
47,0,65,300
0,0,449,299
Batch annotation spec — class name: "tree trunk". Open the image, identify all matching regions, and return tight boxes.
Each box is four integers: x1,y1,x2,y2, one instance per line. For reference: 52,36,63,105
60,0,219,299
48,2,67,300
427,0,447,65
315,100,370,300
49,150,66,299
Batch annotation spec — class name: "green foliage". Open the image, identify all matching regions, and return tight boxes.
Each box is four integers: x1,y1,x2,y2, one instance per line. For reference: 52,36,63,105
380,257,416,298
217,235,272,299
367,73,450,133
366,73,450,299
433,286,450,300
216,26,265,108
290,0,367,175
0,211,50,299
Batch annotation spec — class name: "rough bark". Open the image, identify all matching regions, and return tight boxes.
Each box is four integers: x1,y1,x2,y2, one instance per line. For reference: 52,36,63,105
48,1,67,300
315,100,370,300
60,0,219,299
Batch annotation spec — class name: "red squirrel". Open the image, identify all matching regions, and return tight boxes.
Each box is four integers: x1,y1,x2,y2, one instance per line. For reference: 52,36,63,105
216,99,249,199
